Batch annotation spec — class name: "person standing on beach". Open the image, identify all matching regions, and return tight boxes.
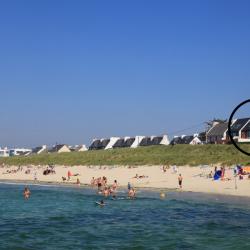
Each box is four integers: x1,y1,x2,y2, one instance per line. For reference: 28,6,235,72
34,171,37,181
178,174,183,189
76,178,80,186
67,170,72,181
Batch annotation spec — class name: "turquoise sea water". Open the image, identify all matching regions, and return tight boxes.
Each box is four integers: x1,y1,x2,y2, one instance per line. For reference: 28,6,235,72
0,183,250,250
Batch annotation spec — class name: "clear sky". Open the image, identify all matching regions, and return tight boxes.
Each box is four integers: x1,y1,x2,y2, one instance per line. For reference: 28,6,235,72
0,0,250,148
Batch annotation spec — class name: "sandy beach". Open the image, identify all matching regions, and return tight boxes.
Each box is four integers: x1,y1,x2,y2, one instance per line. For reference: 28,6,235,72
0,164,249,197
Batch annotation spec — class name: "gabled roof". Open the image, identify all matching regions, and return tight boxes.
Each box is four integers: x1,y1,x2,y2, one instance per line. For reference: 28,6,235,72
198,132,206,142
113,138,125,148
242,121,250,132
230,118,250,132
207,122,228,137
124,137,135,147
32,146,43,154
100,139,110,149
182,135,194,144
170,137,182,144
151,136,163,145
89,139,102,150
170,135,194,144
49,144,67,152
70,145,87,152
19,151,31,156
139,137,152,146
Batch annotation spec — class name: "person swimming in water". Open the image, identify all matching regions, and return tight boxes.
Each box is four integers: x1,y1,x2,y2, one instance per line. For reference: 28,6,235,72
23,187,31,200
96,200,105,206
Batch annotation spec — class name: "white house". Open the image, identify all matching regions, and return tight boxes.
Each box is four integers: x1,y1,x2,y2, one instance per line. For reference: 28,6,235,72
238,119,250,143
70,144,88,152
131,136,145,148
189,134,202,145
76,145,88,152
105,137,120,150
0,147,10,157
150,135,170,145
49,144,71,153
9,148,32,156
32,145,47,154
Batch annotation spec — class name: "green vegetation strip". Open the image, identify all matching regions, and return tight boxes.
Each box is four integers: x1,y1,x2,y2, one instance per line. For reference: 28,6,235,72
0,145,250,166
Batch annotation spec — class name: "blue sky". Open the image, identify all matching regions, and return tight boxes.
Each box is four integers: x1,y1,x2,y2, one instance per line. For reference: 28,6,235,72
0,0,250,147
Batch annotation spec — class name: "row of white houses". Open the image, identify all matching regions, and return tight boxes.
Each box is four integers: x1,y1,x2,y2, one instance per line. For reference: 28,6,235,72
0,134,170,157
89,135,169,150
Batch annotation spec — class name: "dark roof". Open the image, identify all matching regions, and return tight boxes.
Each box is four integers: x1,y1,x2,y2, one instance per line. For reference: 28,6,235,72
99,139,110,149
113,139,125,148
139,137,152,146
198,132,206,142
16,150,31,156
170,136,194,144
69,146,82,152
242,121,250,132
230,118,250,132
207,122,228,137
32,146,42,153
182,136,194,144
49,144,67,152
151,136,163,145
89,140,102,150
170,137,182,144
124,138,135,147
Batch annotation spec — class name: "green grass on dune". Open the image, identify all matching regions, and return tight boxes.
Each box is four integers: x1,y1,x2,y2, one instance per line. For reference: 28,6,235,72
1,144,250,166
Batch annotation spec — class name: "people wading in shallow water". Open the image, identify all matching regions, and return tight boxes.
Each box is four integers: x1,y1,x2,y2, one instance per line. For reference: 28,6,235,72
23,187,31,200
76,178,80,187
178,174,183,189
128,188,136,199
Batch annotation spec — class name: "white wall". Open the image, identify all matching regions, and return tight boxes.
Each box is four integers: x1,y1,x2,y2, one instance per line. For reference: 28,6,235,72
131,136,145,148
160,135,170,145
105,137,120,150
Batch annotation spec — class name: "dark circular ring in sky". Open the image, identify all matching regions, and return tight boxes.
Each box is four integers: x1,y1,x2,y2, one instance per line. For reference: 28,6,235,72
228,99,250,156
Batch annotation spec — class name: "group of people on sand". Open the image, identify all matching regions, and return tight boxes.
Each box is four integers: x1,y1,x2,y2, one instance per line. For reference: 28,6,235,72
3,165,23,174
43,166,56,175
